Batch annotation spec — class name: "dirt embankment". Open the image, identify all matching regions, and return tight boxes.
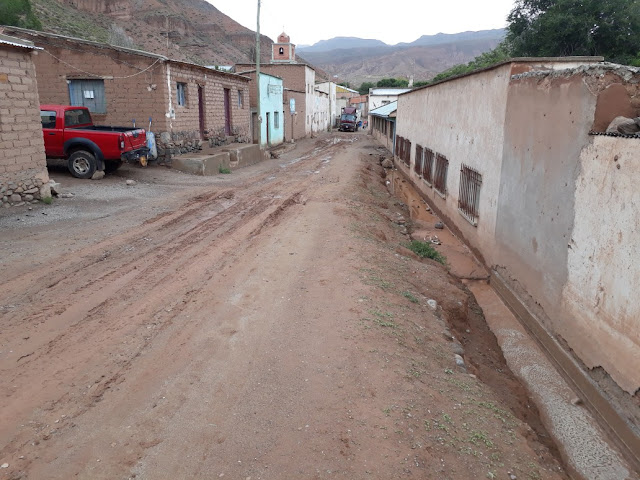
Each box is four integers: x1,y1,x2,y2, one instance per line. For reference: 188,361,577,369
0,133,567,479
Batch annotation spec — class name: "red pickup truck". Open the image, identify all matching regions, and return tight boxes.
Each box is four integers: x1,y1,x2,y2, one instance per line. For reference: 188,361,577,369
40,105,149,179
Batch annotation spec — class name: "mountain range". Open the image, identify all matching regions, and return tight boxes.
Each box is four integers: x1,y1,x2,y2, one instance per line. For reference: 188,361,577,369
297,30,505,85
14,0,504,86
28,0,274,66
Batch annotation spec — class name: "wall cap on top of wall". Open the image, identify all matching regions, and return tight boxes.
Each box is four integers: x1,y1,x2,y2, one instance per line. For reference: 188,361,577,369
400,56,607,96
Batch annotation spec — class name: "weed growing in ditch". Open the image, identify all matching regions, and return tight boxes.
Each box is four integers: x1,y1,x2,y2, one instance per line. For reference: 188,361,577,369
402,291,419,303
218,165,232,174
41,196,53,205
469,430,494,447
406,240,447,265
360,268,395,291
369,309,397,328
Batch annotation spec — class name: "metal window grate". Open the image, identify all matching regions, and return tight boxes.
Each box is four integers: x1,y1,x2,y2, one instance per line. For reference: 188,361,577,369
177,82,187,106
414,144,423,175
404,138,411,167
423,148,434,184
458,164,482,225
396,135,403,160
433,154,448,196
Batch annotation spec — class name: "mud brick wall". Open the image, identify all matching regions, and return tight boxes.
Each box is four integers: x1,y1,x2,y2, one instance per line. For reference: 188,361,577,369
169,63,250,142
24,40,168,131
239,63,307,92
0,45,50,207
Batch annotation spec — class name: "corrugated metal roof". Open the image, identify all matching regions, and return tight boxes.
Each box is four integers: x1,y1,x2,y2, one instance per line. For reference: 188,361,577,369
0,33,40,50
3,27,250,81
370,101,397,117
3,26,164,59
370,88,412,96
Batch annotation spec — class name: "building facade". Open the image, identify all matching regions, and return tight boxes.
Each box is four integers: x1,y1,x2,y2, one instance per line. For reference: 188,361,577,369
391,58,640,402
368,87,412,111
3,27,251,163
258,73,284,146
0,33,50,206
369,101,396,152
283,88,305,142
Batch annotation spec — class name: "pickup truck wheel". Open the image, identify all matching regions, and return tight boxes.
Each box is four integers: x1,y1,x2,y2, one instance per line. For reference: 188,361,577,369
104,160,123,173
68,150,97,179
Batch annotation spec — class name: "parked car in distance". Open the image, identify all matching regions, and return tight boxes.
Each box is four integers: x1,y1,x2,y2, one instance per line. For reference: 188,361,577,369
40,105,149,179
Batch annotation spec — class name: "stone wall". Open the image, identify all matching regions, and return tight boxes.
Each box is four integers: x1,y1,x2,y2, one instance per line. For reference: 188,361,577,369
0,44,50,207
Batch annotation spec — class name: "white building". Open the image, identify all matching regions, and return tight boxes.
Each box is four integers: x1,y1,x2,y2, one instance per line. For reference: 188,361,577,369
368,87,412,112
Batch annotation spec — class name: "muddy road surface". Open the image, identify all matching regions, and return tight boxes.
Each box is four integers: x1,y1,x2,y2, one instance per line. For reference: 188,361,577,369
1,133,568,479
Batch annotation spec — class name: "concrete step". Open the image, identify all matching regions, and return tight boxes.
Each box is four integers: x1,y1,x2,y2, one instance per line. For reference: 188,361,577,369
223,144,268,170
171,152,230,176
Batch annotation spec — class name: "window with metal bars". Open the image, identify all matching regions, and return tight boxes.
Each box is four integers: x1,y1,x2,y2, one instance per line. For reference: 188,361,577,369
422,148,434,185
458,164,482,225
404,138,411,166
177,82,187,106
414,145,423,176
396,135,403,160
433,154,448,197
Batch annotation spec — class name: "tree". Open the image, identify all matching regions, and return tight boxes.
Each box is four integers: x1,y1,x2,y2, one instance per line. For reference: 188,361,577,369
506,0,640,64
429,43,510,84
376,78,409,88
358,82,375,95
0,0,41,30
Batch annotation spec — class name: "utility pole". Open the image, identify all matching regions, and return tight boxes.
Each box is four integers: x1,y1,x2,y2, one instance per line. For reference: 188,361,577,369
255,0,261,146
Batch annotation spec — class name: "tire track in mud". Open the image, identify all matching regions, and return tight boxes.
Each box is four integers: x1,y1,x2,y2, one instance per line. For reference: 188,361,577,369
0,135,354,462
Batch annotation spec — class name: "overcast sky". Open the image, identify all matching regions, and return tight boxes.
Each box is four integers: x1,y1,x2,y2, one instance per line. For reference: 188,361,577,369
210,0,516,46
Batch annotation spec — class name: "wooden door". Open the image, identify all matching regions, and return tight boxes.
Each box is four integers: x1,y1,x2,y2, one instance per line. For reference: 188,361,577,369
198,85,205,139
224,88,231,136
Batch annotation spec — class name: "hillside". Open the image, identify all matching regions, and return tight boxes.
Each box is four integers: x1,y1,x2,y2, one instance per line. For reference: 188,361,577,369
298,30,505,85
9,1,504,84
298,36,388,53
27,0,273,66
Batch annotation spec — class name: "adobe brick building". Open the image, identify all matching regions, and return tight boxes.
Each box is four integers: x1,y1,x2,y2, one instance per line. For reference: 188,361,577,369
2,27,251,163
0,33,50,207
236,62,318,137
236,32,324,137
271,32,295,63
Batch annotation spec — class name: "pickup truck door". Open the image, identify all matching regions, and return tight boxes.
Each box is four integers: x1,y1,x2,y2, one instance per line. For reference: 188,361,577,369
40,109,64,157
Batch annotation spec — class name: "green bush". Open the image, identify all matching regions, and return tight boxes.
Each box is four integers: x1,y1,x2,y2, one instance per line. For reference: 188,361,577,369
0,0,42,29
406,240,446,265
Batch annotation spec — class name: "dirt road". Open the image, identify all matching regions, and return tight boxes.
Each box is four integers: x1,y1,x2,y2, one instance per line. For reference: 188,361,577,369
1,133,568,479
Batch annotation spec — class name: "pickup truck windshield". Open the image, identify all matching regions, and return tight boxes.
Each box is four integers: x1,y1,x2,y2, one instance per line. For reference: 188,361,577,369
64,108,92,127
341,114,356,122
